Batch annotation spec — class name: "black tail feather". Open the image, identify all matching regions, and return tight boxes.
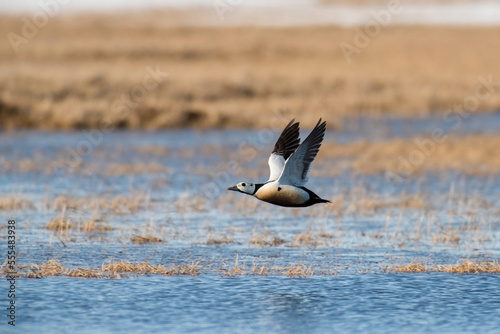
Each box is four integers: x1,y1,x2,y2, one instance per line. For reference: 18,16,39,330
300,186,330,207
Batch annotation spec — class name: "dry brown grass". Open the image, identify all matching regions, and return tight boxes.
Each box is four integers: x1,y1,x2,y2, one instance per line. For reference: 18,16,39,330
45,215,75,232
276,263,315,278
5,257,498,278
250,262,271,276
219,258,317,277
3,259,202,278
1,257,323,278
250,235,286,247
130,235,165,244
248,262,331,277
373,207,495,250
45,203,113,238
384,261,429,273
175,193,206,213
81,219,114,233
1,154,169,177
48,193,150,216
1,13,500,130
109,194,149,215
0,196,35,211
386,260,500,274
348,198,427,213
249,228,286,247
290,230,330,247
221,255,246,277
206,232,234,245
126,218,168,245
51,195,86,211
435,260,500,274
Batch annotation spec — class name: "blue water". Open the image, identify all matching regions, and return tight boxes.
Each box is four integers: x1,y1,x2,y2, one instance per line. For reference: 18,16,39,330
3,274,499,333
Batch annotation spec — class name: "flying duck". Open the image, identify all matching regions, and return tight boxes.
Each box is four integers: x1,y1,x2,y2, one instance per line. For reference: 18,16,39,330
227,118,330,207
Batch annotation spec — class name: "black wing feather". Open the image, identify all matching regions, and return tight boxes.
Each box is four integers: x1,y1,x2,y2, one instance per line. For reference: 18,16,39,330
300,118,326,180
272,119,300,160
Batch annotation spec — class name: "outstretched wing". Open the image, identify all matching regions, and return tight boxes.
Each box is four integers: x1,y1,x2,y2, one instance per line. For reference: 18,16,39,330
267,119,300,181
277,119,326,186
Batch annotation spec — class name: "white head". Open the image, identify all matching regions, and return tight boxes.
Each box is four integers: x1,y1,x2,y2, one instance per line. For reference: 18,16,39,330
227,182,255,195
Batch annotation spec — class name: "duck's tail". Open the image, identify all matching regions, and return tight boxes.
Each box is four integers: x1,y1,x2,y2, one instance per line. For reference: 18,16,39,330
311,197,331,205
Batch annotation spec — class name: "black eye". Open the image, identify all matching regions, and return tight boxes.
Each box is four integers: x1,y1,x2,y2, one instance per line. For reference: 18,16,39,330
242,183,246,187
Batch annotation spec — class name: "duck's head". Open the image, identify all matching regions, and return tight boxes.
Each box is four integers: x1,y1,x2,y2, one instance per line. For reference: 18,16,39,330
227,182,255,195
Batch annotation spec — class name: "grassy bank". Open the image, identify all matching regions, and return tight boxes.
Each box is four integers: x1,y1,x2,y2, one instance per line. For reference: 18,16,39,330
1,13,500,129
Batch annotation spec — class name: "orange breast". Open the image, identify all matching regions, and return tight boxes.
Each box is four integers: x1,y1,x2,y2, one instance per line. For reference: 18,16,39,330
255,184,309,206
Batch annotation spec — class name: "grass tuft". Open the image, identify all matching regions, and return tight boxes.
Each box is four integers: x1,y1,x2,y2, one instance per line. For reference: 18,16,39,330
131,235,165,244
384,261,429,273
0,197,35,211
3,259,202,278
386,260,500,274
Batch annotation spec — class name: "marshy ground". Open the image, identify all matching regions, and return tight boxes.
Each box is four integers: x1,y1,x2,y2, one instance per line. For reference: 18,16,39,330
2,115,499,278
2,115,500,332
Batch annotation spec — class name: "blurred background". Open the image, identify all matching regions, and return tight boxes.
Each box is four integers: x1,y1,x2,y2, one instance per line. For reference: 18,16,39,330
1,0,500,129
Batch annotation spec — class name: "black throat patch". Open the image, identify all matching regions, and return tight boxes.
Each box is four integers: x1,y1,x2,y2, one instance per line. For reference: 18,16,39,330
252,183,265,195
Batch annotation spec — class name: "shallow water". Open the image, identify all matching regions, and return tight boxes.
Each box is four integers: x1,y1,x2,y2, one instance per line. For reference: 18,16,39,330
9,274,500,333
1,115,500,333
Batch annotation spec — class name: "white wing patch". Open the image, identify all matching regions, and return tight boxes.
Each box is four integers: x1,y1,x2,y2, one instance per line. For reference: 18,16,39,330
268,153,286,182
